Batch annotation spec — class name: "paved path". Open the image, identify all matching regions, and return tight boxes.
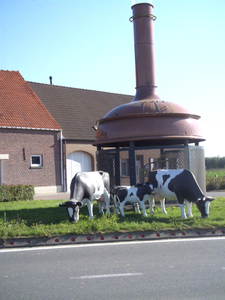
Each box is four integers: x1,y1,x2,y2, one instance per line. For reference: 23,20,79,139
34,192,70,200
207,190,225,197
34,190,225,200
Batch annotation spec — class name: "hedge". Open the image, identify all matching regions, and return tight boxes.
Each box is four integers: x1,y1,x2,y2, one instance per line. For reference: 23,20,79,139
0,185,34,202
206,177,225,191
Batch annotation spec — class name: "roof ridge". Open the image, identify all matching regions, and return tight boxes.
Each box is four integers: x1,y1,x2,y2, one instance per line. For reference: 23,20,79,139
27,81,133,97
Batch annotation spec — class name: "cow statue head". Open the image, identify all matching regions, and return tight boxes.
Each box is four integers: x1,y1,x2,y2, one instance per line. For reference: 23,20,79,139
196,197,215,218
59,201,82,223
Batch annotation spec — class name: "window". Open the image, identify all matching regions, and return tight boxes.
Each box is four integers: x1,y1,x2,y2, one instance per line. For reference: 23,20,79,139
30,155,42,167
121,159,129,176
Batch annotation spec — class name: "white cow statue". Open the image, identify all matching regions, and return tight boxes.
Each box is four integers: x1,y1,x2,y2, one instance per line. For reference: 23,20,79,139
59,171,110,222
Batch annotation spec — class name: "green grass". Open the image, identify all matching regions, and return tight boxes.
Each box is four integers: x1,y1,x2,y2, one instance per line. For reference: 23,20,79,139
0,198,225,240
206,169,225,178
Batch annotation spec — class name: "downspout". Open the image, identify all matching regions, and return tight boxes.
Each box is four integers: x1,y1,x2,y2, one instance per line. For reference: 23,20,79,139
60,131,65,192
63,138,67,192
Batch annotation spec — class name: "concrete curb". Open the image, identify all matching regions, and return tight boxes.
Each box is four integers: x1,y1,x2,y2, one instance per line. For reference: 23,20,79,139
1,228,225,248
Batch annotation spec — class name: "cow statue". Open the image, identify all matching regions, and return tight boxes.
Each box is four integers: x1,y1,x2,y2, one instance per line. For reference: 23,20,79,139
110,186,141,215
59,171,110,223
111,183,152,217
148,169,215,218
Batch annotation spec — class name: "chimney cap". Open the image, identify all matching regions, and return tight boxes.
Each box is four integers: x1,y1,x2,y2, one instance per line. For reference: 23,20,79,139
132,0,153,5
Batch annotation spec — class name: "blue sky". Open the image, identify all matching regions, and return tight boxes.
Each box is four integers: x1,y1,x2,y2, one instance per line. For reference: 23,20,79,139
1,0,225,157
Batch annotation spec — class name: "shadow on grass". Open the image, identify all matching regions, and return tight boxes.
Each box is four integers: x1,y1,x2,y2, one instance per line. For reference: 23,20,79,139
0,204,115,226
0,207,67,226
114,212,197,225
0,205,101,225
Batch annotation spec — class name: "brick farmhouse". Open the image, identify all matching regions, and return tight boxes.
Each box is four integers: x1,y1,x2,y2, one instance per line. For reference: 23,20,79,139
0,70,132,194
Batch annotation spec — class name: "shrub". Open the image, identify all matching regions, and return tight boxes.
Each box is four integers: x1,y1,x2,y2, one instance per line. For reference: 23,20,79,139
0,185,34,202
206,177,225,191
23,185,35,200
0,186,11,202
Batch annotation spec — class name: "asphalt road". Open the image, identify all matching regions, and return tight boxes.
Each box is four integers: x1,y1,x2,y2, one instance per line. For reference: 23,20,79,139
1,237,225,300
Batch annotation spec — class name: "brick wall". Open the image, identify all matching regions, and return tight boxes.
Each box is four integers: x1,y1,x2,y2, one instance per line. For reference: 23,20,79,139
0,128,61,187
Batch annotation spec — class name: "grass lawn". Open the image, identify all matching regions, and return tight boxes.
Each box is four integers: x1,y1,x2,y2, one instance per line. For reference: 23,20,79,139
206,169,225,178
0,197,225,240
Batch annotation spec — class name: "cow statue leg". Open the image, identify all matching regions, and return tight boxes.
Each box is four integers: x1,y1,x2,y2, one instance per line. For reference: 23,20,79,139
149,195,155,214
149,196,167,214
138,201,147,217
75,207,80,222
178,203,187,219
184,200,193,217
113,195,120,214
97,202,105,214
175,194,188,218
160,198,167,214
95,189,110,215
118,197,126,217
134,203,141,214
74,200,85,222
82,199,94,219
103,188,111,214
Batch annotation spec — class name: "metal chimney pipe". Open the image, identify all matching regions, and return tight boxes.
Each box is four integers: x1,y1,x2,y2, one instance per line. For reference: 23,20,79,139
49,76,53,84
130,2,160,101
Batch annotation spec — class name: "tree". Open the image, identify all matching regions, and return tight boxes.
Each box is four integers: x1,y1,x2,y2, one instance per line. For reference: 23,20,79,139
205,157,225,169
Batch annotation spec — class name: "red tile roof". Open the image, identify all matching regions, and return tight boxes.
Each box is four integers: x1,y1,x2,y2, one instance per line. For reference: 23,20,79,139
0,70,61,130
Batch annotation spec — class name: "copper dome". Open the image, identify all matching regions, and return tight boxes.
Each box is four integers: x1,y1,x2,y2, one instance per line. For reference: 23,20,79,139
93,3,205,148
94,99,204,147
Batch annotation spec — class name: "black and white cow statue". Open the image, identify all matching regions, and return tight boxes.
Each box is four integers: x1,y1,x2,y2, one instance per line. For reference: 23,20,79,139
111,184,152,217
59,171,110,223
110,186,141,215
148,169,215,218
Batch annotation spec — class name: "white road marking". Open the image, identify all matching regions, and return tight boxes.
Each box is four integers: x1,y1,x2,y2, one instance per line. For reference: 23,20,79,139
70,273,143,280
1,236,225,253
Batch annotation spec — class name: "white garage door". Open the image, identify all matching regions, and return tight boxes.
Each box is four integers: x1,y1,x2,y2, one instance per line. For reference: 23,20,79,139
66,151,92,191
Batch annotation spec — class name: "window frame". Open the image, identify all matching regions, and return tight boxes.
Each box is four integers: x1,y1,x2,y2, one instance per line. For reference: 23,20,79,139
30,155,43,168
